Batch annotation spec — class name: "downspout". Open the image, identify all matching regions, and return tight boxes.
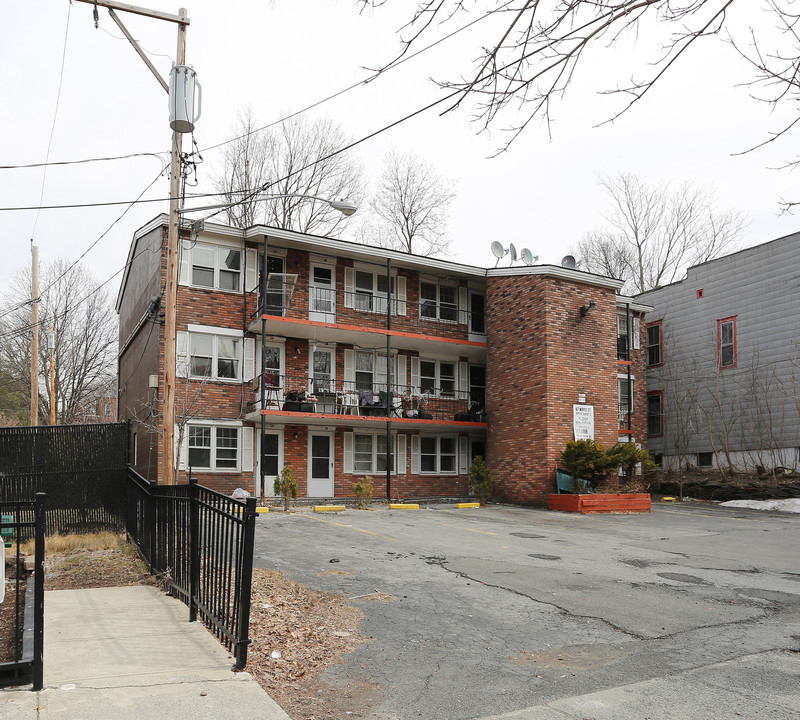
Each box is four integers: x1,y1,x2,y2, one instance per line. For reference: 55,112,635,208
385,258,392,502
260,236,269,500
626,302,632,443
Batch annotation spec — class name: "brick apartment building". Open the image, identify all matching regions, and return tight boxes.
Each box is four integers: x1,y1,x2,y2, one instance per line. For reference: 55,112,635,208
116,215,649,505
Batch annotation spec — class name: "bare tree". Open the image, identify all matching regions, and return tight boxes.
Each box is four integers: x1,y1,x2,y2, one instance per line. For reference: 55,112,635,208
359,149,457,256
213,107,364,236
575,173,746,293
360,2,800,156
0,260,117,425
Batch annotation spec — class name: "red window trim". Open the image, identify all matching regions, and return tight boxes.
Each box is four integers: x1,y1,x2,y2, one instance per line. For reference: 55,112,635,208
645,320,663,368
717,316,737,369
646,390,664,438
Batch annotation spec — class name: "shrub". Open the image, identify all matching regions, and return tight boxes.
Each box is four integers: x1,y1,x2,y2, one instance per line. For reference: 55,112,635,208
560,440,618,490
274,466,298,511
468,455,493,505
352,476,374,509
609,442,658,489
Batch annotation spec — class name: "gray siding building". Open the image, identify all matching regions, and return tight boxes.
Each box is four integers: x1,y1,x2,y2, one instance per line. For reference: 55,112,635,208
637,232,800,474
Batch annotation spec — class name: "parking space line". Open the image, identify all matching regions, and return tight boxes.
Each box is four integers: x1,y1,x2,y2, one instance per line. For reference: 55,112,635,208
298,513,397,541
438,522,498,536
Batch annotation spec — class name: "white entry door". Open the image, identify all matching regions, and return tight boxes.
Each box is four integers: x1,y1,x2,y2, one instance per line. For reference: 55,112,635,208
307,431,334,497
309,265,336,322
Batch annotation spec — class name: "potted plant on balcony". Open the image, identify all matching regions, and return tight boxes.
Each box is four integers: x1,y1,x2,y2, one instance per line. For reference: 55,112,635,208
547,440,652,513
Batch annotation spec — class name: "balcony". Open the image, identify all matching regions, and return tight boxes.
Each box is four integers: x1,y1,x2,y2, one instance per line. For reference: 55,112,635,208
245,372,487,430
246,280,487,360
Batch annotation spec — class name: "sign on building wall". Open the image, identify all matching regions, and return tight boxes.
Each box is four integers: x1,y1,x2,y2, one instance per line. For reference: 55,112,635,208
573,405,594,441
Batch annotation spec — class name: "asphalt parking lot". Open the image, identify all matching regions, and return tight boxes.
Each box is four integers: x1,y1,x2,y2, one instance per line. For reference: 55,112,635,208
252,502,800,720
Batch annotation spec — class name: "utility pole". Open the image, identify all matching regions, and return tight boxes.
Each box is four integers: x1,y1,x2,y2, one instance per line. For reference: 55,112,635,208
30,243,39,426
48,325,56,425
76,1,190,484
162,10,188,485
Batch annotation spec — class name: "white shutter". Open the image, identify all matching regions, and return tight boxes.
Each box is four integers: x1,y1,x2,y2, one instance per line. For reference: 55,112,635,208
633,317,641,349
410,356,420,396
343,432,354,474
397,434,407,474
245,248,258,293
343,349,355,391
458,361,469,397
344,267,354,308
396,275,407,316
179,240,191,285
241,426,254,473
176,424,187,471
459,437,469,475
458,287,468,325
410,435,420,474
243,337,255,381
176,331,189,378
396,354,407,394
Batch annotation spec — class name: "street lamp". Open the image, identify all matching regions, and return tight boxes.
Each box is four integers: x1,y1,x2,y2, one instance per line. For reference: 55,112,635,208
177,194,359,217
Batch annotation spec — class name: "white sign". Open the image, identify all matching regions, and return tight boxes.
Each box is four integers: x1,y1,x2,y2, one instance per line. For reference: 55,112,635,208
573,405,595,440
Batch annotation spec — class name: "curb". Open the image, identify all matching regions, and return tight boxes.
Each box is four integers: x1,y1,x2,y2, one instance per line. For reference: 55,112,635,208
389,503,419,510
455,502,480,509
314,505,347,512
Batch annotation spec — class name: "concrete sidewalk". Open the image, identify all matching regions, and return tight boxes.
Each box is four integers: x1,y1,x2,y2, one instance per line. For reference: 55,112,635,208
0,585,290,719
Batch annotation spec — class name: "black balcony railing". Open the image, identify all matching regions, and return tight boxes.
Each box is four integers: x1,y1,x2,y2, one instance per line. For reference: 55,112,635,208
253,372,487,423
248,281,487,340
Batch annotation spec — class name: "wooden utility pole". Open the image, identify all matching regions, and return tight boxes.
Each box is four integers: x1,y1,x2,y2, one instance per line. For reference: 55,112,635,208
75,1,189,484
30,243,39,426
162,9,188,485
48,325,56,425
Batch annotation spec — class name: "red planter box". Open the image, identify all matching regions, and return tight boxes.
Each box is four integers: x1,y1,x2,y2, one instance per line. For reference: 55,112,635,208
547,493,651,514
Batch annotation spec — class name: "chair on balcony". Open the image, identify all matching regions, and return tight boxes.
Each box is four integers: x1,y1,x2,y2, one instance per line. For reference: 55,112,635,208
337,391,360,415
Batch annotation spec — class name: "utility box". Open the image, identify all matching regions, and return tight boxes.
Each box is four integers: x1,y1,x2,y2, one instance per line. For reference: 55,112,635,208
168,65,201,133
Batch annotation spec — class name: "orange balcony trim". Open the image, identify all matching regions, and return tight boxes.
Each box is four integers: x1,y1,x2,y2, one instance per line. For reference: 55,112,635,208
260,314,487,348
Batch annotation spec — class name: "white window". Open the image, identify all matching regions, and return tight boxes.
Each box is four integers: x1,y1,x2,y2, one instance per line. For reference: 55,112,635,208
355,351,394,392
353,270,394,313
189,333,241,381
419,359,456,397
187,242,242,292
419,436,457,474
311,348,335,394
353,433,393,474
420,282,458,322
187,425,240,471
618,377,634,423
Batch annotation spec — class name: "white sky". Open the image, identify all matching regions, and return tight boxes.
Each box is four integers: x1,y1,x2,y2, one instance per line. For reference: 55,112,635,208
1,1,798,301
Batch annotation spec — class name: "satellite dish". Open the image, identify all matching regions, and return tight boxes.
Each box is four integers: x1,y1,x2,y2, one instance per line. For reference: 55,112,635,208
561,255,577,269
491,241,506,259
520,248,536,265
509,243,517,262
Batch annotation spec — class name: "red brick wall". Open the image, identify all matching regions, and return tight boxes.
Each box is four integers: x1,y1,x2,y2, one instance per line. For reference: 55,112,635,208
486,274,619,505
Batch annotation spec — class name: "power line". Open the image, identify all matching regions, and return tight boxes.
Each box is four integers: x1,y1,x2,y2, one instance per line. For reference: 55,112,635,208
32,2,72,238
0,151,168,171
197,3,506,155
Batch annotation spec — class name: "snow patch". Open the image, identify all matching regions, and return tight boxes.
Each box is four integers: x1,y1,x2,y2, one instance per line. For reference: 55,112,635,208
719,498,800,513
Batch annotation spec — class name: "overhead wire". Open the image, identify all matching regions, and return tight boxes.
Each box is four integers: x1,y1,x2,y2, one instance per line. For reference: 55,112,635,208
0,151,169,171
31,2,72,238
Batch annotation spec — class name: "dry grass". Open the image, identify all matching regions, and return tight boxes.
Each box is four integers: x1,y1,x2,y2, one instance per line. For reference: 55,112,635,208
20,531,126,556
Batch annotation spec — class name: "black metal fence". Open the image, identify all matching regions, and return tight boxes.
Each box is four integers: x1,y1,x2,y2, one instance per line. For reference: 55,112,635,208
0,423,128,537
0,494,45,690
126,468,256,669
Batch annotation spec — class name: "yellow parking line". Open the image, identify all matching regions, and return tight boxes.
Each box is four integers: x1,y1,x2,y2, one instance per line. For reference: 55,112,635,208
299,512,397,541
439,522,497,536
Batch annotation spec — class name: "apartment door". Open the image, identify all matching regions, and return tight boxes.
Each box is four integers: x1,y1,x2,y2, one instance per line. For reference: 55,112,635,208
307,431,334,497
309,265,336,322
255,429,283,498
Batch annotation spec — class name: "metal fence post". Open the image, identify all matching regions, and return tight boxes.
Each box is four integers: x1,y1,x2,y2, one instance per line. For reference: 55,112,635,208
234,496,256,670
32,492,45,692
188,475,199,623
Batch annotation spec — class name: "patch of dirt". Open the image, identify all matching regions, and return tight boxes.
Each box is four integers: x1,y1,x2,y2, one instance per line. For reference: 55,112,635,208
44,547,154,590
0,564,25,663
247,568,375,719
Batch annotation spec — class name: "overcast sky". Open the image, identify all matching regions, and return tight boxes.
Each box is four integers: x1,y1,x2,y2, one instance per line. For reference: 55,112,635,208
2,1,798,304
